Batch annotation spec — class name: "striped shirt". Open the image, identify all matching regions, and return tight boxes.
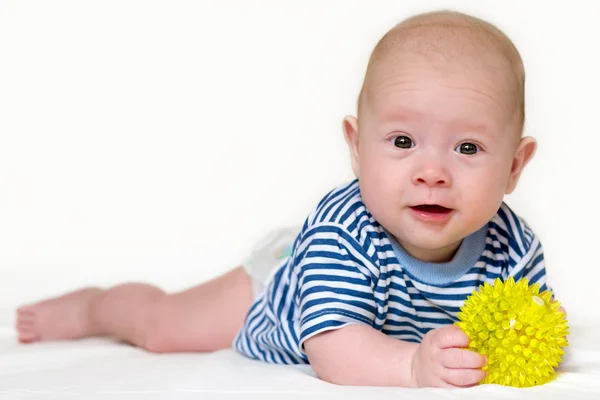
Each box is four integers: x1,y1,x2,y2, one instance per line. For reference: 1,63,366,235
233,179,550,364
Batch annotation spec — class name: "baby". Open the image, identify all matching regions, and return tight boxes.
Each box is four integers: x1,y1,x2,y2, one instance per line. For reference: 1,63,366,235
16,10,565,388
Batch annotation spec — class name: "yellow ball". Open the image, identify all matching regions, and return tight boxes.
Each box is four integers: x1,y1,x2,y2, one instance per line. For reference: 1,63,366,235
455,277,569,387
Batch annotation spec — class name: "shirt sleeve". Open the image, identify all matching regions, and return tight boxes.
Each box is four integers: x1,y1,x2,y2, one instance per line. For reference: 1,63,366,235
294,223,378,352
505,221,552,295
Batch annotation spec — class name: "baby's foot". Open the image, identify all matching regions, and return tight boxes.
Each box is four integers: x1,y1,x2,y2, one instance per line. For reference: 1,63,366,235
16,287,103,343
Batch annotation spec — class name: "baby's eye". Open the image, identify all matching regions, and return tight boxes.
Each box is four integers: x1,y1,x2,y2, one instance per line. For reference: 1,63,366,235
455,142,480,155
393,135,414,149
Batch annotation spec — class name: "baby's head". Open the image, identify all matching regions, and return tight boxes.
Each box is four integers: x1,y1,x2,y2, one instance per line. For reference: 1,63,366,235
343,10,537,262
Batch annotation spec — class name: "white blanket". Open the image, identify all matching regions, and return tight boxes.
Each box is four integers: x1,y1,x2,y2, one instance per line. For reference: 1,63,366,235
1,316,599,400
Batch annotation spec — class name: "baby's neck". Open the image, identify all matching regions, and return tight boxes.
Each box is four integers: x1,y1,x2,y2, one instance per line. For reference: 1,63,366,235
401,240,462,263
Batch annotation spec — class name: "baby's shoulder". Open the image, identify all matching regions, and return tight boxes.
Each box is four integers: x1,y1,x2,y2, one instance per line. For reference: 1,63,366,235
301,179,384,245
488,202,539,257
292,180,387,282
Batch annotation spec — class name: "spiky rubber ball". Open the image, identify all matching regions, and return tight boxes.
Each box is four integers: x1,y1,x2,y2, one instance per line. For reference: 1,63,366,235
455,277,569,387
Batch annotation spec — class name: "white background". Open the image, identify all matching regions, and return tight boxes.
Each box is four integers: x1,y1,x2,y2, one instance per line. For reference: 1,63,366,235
1,0,598,327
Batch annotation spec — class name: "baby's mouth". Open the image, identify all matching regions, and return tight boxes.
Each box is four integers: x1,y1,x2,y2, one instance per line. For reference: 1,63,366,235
410,204,453,214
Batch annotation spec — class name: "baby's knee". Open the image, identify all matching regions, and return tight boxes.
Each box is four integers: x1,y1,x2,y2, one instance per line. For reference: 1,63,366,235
108,283,165,300
142,296,175,353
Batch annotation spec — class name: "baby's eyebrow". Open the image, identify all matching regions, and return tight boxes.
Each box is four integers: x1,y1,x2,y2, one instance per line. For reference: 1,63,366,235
447,119,495,135
379,107,488,129
378,107,497,137
379,106,425,123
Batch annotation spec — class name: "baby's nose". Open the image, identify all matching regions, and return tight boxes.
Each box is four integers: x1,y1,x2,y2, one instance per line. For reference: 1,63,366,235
412,163,451,187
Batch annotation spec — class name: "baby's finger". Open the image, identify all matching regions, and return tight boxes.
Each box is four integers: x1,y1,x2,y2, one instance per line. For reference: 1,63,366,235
434,325,470,349
441,348,487,369
443,368,487,388
558,306,567,317
558,306,568,342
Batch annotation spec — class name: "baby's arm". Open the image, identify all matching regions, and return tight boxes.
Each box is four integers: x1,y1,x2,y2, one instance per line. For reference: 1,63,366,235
296,224,486,387
304,323,418,387
304,323,486,388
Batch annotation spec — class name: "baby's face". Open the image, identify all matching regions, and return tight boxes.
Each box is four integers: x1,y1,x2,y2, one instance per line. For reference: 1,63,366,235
345,56,530,262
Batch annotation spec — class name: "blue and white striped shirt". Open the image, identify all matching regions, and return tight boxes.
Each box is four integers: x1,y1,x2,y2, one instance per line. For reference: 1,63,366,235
233,179,550,364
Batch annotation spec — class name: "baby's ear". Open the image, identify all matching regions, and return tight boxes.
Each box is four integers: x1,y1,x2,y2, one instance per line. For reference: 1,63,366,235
506,136,537,194
343,116,360,177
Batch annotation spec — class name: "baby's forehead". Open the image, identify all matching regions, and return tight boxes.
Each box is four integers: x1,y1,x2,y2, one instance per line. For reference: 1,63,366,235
358,12,525,130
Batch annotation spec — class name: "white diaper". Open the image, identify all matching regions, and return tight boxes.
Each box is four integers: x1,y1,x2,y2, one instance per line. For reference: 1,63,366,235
242,227,300,298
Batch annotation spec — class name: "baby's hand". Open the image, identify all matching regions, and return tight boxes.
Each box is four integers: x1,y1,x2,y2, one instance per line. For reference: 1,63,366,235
558,306,567,316
411,325,487,388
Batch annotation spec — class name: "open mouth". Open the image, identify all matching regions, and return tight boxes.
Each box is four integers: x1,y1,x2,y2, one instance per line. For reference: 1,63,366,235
410,204,452,214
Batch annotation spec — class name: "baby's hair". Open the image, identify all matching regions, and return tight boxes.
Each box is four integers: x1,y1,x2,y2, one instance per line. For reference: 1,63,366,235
357,10,526,134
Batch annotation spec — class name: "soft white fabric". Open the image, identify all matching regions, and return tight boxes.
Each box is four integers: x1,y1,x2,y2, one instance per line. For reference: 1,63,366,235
1,312,598,400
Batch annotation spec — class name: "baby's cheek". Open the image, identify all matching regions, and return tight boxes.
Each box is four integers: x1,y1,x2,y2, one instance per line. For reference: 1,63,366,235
360,176,398,224
459,185,504,232
465,178,505,211
361,181,389,217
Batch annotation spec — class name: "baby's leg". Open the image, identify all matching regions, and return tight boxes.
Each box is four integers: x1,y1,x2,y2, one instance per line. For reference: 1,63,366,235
16,266,254,353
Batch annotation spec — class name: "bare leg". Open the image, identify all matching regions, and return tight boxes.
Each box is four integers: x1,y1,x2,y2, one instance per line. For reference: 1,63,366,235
16,266,254,353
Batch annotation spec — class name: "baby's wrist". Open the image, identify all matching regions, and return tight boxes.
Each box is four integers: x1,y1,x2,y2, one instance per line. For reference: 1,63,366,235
409,346,420,388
